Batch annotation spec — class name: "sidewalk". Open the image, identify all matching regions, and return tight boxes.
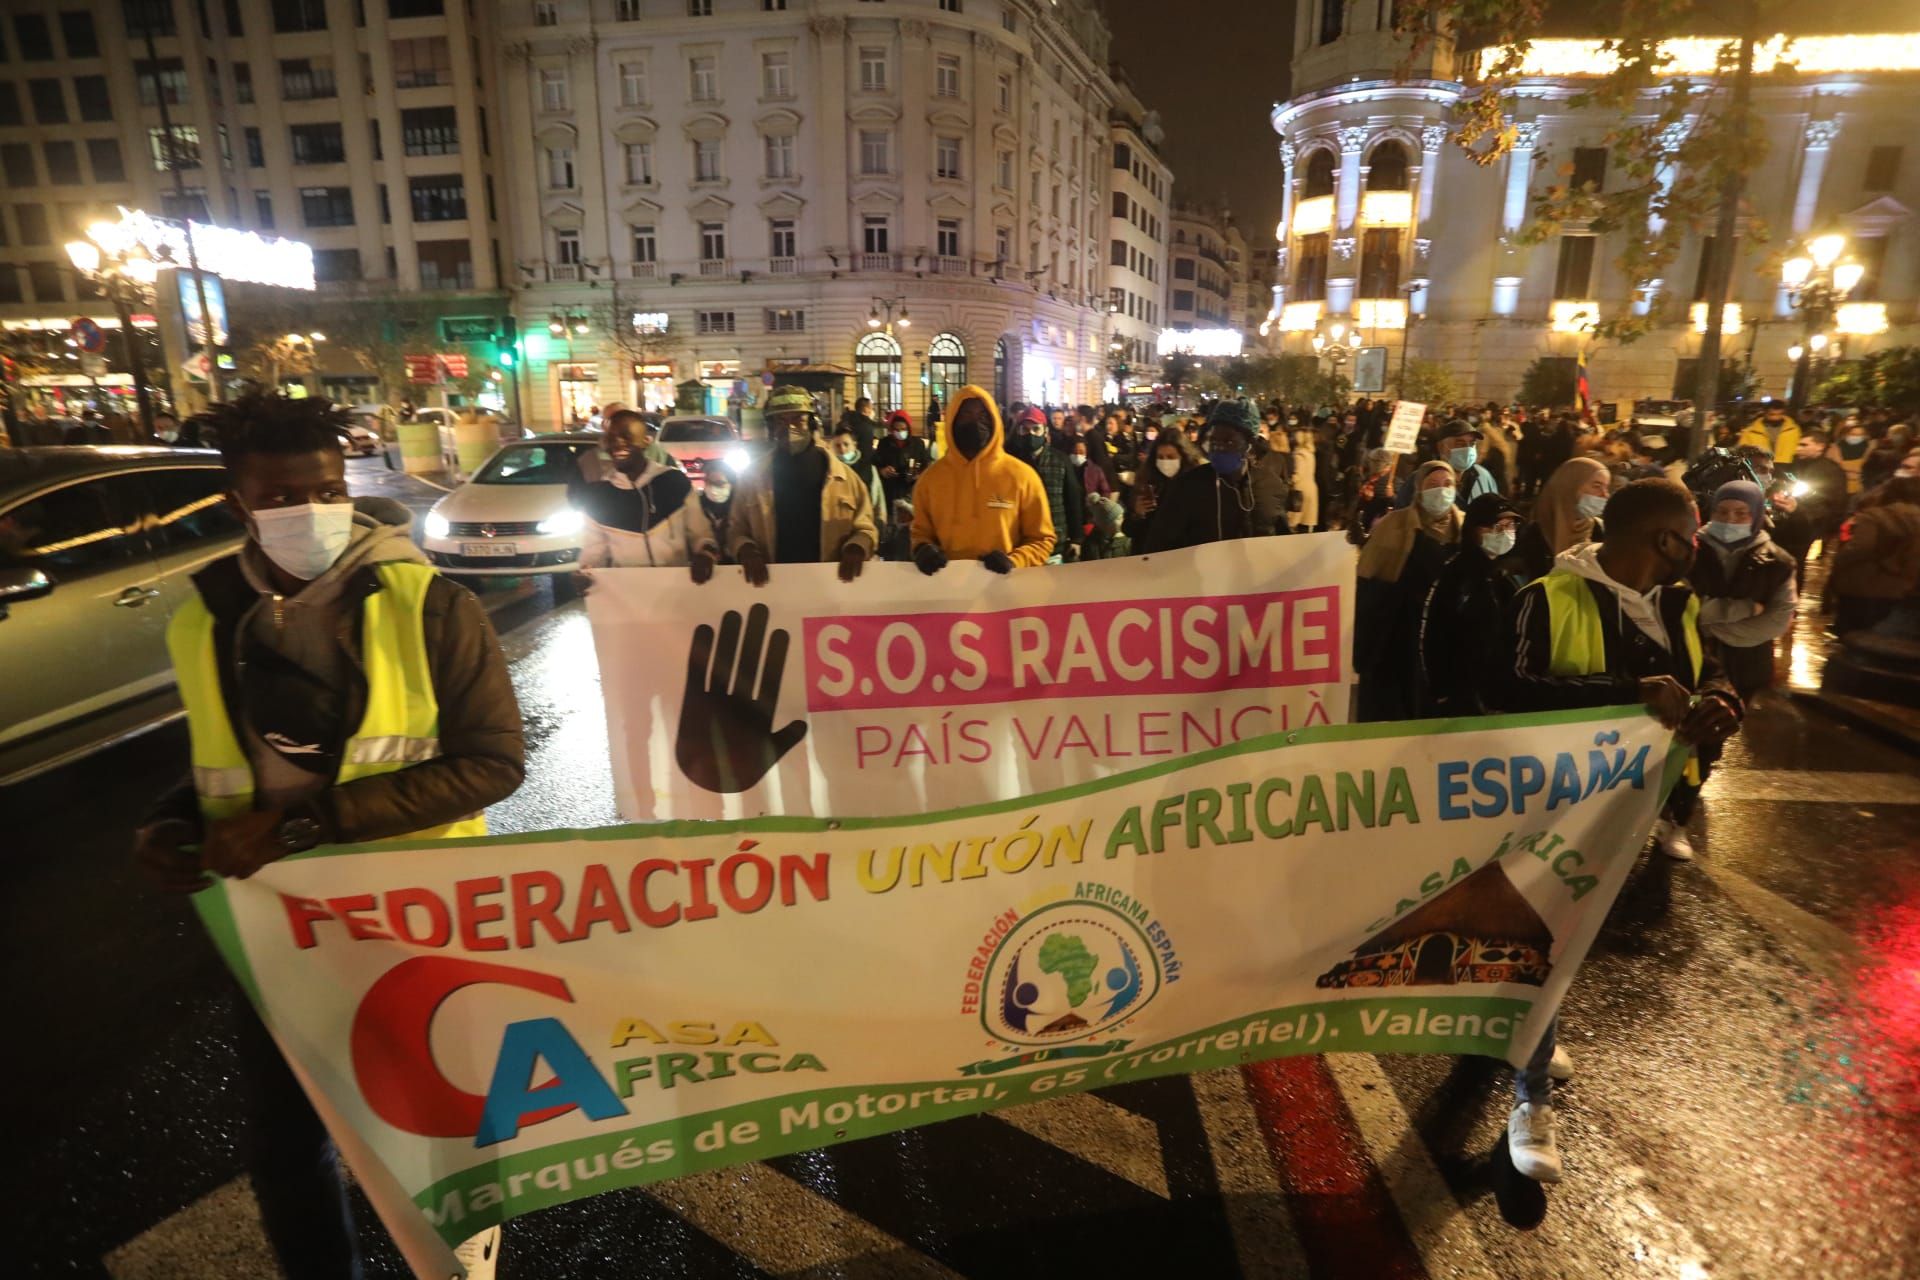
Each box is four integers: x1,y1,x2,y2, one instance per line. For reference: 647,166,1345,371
1779,554,1920,755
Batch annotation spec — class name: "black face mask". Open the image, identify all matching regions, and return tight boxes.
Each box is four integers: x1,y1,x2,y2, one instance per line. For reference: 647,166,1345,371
951,418,991,458
1656,530,1696,582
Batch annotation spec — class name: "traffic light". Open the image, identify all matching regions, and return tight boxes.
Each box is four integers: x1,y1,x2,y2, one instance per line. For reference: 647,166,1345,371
497,343,517,369
496,315,519,368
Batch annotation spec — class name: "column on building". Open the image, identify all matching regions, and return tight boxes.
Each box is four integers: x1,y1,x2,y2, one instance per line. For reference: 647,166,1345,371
969,32,1002,274
898,19,932,252
1490,120,1539,316
807,17,850,253
1328,125,1368,317
1410,123,1448,315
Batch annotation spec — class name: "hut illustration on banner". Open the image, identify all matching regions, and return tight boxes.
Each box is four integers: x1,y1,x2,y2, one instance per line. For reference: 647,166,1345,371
1317,861,1554,990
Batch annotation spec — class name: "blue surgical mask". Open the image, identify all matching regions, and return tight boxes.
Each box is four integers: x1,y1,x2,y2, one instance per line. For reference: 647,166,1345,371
838,448,860,464
1706,520,1751,545
1418,486,1456,515
1577,493,1609,520
1210,451,1246,477
1448,445,1478,471
1481,528,1517,557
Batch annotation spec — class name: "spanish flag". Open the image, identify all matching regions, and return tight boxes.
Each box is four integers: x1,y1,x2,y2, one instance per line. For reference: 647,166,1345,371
1575,348,1592,415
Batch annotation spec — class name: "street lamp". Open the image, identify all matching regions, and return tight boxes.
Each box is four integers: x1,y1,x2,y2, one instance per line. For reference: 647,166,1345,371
548,309,590,363
1780,231,1863,414
867,296,911,335
64,235,159,434
1310,320,1357,369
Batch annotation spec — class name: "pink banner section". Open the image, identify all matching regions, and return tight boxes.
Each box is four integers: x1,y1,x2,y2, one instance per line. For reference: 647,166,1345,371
802,586,1343,713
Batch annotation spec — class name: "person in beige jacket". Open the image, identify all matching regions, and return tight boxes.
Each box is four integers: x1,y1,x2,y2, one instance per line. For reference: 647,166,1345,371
710,385,877,585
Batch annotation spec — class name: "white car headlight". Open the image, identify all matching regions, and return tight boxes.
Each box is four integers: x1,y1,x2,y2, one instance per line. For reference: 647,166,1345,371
725,447,751,474
538,508,585,537
423,510,450,539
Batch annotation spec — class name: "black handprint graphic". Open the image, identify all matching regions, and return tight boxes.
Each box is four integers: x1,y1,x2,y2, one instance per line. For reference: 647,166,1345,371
675,602,808,793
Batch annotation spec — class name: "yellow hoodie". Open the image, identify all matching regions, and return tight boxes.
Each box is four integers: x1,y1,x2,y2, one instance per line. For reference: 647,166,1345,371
910,385,1055,566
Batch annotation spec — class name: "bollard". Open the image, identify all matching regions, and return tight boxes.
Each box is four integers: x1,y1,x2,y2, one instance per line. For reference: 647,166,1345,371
397,421,441,476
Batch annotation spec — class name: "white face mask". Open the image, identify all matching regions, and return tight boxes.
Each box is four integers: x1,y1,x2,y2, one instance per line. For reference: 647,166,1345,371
704,481,732,503
250,502,355,582
1071,455,1087,468
1577,493,1609,520
1156,457,1181,478
1481,528,1517,557
1418,486,1456,515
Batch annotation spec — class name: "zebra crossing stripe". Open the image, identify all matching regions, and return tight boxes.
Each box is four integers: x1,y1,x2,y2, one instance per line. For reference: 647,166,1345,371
1191,1068,1313,1278
1703,769,1920,804
989,1090,1171,1197
102,1177,277,1279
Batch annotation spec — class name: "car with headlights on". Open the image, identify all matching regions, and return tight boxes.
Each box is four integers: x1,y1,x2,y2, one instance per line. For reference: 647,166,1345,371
655,415,750,489
420,435,599,578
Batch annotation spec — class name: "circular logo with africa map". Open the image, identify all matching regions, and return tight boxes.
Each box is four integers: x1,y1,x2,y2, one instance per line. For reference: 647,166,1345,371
981,896,1164,1048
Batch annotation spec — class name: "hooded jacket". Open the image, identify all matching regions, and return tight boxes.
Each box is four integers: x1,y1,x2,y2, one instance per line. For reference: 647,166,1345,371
1738,415,1802,463
577,461,717,568
910,385,1055,566
145,497,525,843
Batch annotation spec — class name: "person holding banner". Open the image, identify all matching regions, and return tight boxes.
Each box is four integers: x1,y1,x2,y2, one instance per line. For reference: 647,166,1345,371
1354,460,1462,720
575,419,717,572
1488,477,1743,1180
131,392,527,1279
909,384,1055,573
719,385,878,586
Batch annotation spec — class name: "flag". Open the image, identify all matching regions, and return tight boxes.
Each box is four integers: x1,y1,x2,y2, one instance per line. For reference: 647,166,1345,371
1575,348,1592,415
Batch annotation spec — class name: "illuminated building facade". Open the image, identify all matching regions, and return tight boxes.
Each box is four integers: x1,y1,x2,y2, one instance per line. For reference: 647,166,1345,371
1105,69,1172,394
1272,4,1920,405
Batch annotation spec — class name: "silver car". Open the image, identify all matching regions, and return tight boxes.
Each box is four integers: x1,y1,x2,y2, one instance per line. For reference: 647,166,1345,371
0,446,247,785
419,435,600,578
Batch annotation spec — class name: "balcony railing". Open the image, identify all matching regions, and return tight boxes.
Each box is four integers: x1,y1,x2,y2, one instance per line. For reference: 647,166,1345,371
930,255,970,276
629,261,656,279
698,257,730,276
768,256,796,274
550,262,581,282
857,252,899,272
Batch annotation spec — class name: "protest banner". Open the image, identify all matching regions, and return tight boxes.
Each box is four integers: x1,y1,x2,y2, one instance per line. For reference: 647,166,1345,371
1383,401,1426,454
195,708,1680,1263
586,537,1356,820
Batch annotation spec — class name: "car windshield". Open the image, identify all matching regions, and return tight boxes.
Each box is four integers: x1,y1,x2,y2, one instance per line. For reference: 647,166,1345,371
473,443,588,485
659,419,734,443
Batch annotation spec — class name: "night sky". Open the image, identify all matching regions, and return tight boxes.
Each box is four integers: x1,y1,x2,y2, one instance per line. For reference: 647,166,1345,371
1103,0,1296,248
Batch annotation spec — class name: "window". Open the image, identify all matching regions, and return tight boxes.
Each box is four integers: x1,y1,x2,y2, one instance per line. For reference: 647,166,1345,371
996,149,1013,189
997,74,1011,113
255,189,273,227
1302,149,1335,199
133,58,187,107
1295,232,1328,300
409,175,465,221
1852,236,1889,300
624,141,653,184
0,476,155,583
145,469,247,557
123,0,177,34
769,218,794,257
859,47,887,92
289,123,345,165
761,51,791,99
765,307,805,332
616,0,641,16
539,68,569,111
1366,141,1409,190
87,137,124,182
688,0,711,13
1553,234,1596,299
273,0,328,32
1173,258,1195,279
555,229,581,264
1000,6,1014,31
59,11,98,58
546,146,574,189
150,125,201,170
392,37,452,88
935,135,961,180
314,247,361,282
1112,191,1127,217
862,215,888,253
697,310,735,334
533,1,557,24
1173,289,1194,312
631,224,656,262
43,140,79,184
763,133,793,179
160,188,208,221
1,145,34,187
1570,146,1607,193
301,186,354,226
244,126,264,167
402,106,459,156
937,218,960,257
1111,239,1128,267
619,61,648,106
417,239,472,289
13,14,53,59
763,0,787,8
28,77,65,123
690,56,717,102
693,138,721,182
1865,145,1902,193
280,57,336,100
935,55,960,98
699,221,727,260
387,0,446,15
1359,227,1401,297
859,129,889,175
940,0,961,10
1318,0,1342,44
995,226,1010,264
232,62,253,104
0,85,18,127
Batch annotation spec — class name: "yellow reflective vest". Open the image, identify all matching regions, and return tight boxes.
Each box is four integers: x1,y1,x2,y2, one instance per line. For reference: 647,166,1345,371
164,560,488,840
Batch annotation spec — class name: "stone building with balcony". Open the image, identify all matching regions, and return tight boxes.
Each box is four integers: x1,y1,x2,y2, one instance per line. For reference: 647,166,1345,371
1270,2,1920,404
1167,202,1244,335
497,0,1130,426
1104,69,1171,395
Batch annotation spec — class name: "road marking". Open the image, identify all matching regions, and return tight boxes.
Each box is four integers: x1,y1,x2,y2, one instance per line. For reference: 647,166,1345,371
103,1177,278,1279
1325,1054,1499,1280
645,1163,963,1277
989,1090,1170,1197
1699,861,1863,989
1191,1068,1312,1278
1703,769,1920,804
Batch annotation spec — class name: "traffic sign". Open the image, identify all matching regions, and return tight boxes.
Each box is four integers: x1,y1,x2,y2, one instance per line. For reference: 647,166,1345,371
440,316,501,344
70,317,107,354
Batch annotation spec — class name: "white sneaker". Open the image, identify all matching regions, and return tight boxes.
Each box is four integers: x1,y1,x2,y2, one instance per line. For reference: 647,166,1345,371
1508,1102,1564,1183
1652,818,1695,861
452,1225,502,1280
1548,1043,1574,1082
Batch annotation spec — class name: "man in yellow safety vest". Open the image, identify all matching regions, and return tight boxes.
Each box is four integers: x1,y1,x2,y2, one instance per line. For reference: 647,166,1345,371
1487,477,1743,1184
132,391,525,1280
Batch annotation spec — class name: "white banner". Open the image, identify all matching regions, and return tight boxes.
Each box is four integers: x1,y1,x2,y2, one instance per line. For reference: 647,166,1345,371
586,537,1357,820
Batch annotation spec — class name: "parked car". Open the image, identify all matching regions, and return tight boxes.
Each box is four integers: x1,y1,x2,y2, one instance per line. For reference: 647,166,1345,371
655,416,751,489
343,421,381,456
0,446,247,786
420,434,600,578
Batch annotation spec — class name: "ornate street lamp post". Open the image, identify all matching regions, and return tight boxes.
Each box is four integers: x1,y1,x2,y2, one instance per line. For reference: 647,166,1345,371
1780,232,1864,414
64,237,159,435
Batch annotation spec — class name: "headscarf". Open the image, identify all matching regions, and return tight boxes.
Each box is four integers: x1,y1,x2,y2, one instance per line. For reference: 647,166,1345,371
1358,460,1460,583
1535,456,1611,556
1710,479,1765,539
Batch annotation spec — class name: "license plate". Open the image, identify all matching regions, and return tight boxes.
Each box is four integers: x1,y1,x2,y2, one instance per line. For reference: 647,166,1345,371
461,542,519,556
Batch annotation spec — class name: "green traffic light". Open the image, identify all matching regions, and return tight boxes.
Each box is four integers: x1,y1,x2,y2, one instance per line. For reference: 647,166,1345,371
498,347,517,368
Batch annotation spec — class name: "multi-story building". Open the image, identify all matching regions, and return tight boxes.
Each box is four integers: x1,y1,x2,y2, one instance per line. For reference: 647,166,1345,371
1245,242,1278,348
0,0,513,413
1104,68,1170,393
497,0,1123,426
1167,202,1241,332
1271,3,1920,403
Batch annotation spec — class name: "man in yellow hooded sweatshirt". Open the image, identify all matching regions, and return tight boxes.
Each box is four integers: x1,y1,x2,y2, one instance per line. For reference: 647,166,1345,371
909,384,1055,572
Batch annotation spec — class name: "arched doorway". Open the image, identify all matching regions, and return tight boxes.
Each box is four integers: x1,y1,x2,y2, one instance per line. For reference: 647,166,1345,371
926,333,967,419
993,337,1011,408
1413,935,1456,985
854,332,903,416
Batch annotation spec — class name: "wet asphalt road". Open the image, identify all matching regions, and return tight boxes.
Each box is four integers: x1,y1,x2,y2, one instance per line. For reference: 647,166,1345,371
6,460,1920,1278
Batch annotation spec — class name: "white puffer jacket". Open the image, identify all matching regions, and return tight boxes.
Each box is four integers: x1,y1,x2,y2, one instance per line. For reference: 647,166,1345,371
578,464,718,568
